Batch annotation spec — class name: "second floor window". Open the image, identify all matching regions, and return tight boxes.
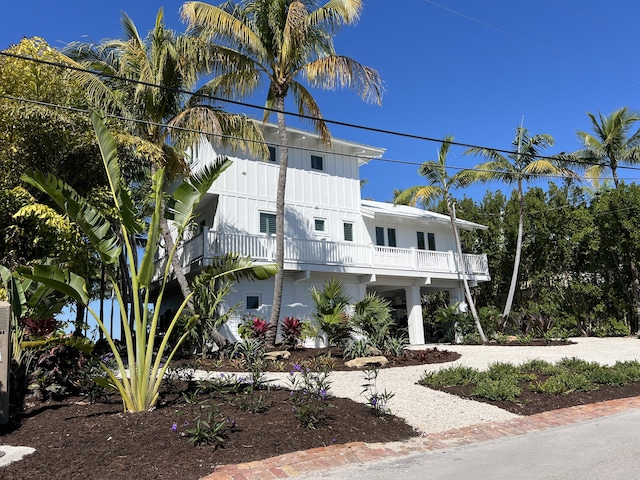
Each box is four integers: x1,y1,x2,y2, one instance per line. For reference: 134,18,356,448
427,232,436,250
387,228,397,247
268,145,277,163
260,212,276,234
417,231,436,250
375,227,385,246
311,154,324,171
314,218,326,232
343,222,354,242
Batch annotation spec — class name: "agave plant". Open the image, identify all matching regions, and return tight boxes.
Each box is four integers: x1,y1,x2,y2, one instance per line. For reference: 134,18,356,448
18,110,276,412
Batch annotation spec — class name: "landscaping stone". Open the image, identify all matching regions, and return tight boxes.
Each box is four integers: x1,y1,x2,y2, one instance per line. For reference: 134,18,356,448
344,356,389,369
265,350,291,361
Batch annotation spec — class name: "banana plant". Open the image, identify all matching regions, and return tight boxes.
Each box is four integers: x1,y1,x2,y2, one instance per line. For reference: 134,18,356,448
19,110,277,412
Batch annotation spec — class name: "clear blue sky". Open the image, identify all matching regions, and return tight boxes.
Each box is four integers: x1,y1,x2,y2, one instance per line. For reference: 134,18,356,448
3,0,640,202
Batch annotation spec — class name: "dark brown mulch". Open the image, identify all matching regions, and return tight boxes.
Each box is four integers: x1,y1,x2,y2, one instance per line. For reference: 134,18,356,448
0,347,457,480
177,346,462,372
0,387,419,480
429,381,640,416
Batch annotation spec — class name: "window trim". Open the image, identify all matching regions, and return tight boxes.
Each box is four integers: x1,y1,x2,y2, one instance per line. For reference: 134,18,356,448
427,232,436,251
259,212,276,235
375,226,385,246
268,145,277,163
246,294,261,310
310,154,324,171
343,222,354,242
387,228,397,248
314,218,326,233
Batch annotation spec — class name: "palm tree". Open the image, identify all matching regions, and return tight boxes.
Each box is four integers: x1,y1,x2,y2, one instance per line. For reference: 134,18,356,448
181,0,383,345
465,126,575,320
394,135,487,342
574,108,640,332
64,9,266,344
574,107,640,188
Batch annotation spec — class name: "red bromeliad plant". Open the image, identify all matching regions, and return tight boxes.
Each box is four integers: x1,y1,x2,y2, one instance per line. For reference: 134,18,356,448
281,317,303,349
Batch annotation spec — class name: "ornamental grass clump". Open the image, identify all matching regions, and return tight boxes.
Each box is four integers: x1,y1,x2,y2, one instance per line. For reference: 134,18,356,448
287,364,332,429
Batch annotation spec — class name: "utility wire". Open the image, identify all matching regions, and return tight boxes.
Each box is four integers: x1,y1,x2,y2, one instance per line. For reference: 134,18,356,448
5,91,640,183
0,50,595,164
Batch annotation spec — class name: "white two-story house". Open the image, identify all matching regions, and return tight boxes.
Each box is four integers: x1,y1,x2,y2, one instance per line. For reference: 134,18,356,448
164,124,490,346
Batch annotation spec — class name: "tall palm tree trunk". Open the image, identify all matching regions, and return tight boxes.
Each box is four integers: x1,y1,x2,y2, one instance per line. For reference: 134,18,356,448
266,95,289,347
502,182,524,320
449,201,487,342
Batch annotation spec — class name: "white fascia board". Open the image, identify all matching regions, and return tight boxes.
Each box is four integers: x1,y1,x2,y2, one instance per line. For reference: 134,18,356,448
261,123,385,165
360,199,488,231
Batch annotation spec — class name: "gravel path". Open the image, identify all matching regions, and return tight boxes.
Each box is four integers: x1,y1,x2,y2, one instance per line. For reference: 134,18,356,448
195,337,640,435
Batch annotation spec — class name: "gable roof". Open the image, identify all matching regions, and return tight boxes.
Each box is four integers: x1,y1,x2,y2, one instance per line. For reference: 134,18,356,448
360,199,488,231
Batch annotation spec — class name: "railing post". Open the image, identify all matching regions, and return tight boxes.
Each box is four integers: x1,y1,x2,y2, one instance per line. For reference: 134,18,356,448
448,250,455,272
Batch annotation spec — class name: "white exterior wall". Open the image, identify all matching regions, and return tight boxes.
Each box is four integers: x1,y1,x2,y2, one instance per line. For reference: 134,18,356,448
175,126,489,346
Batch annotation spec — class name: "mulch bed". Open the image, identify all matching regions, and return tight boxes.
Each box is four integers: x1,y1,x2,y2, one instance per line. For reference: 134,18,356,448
429,381,640,416
177,346,461,372
4,344,640,480
0,347,457,480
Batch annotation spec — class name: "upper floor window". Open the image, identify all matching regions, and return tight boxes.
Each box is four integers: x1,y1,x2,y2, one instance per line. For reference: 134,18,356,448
427,232,436,251
268,145,277,163
417,231,436,250
343,222,354,242
387,228,397,247
375,227,385,246
311,154,324,171
314,218,326,232
259,212,276,235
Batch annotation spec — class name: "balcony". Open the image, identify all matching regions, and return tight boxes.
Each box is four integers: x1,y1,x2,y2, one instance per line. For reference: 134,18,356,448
165,229,490,279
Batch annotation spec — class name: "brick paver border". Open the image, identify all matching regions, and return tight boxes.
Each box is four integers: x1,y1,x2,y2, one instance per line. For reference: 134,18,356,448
201,395,640,480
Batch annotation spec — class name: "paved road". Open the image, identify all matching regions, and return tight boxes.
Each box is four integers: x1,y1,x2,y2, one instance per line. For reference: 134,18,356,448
302,409,640,480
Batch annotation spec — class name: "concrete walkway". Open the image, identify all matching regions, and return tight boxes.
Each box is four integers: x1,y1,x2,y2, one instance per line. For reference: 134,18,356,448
201,337,640,480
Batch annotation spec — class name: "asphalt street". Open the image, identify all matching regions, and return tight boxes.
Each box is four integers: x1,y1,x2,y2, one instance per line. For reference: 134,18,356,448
301,408,640,480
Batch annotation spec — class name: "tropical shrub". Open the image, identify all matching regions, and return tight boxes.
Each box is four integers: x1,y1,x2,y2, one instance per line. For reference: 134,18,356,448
280,316,303,349
310,279,353,347
18,112,276,412
238,315,269,340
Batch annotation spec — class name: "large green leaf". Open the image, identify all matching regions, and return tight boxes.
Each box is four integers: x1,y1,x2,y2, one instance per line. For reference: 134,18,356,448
165,157,231,229
207,254,278,282
0,265,26,320
18,264,89,305
21,171,121,266
137,168,165,288
90,109,144,235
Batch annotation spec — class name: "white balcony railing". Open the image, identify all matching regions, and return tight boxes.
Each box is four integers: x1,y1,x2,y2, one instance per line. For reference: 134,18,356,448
169,229,490,277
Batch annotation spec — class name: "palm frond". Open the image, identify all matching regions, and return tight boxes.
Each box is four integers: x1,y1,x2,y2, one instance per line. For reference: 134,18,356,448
302,55,383,105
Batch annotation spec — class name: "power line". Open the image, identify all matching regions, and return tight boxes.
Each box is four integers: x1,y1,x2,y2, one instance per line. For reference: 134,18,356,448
0,49,589,164
5,91,640,184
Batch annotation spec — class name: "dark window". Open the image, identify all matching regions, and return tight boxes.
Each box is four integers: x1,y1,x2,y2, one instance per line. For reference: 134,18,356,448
268,146,277,163
427,232,436,251
387,228,397,247
375,227,385,246
246,295,260,310
417,231,426,250
314,218,325,232
343,222,354,242
311,155,324,171
259,212,276,234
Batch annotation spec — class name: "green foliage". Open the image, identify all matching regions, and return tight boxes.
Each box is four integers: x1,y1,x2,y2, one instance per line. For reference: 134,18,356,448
361,366,395,416
287,364,333,429
419,365,479,388
351,293,395,347
19,112,276,412
186,408,228,447
530,372,594,395
344,338,373,360
472,377,521,401
310,279,353,347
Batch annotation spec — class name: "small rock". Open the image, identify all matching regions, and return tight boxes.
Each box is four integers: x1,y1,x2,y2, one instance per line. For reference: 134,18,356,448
344,356,389,369
265,350,291,361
